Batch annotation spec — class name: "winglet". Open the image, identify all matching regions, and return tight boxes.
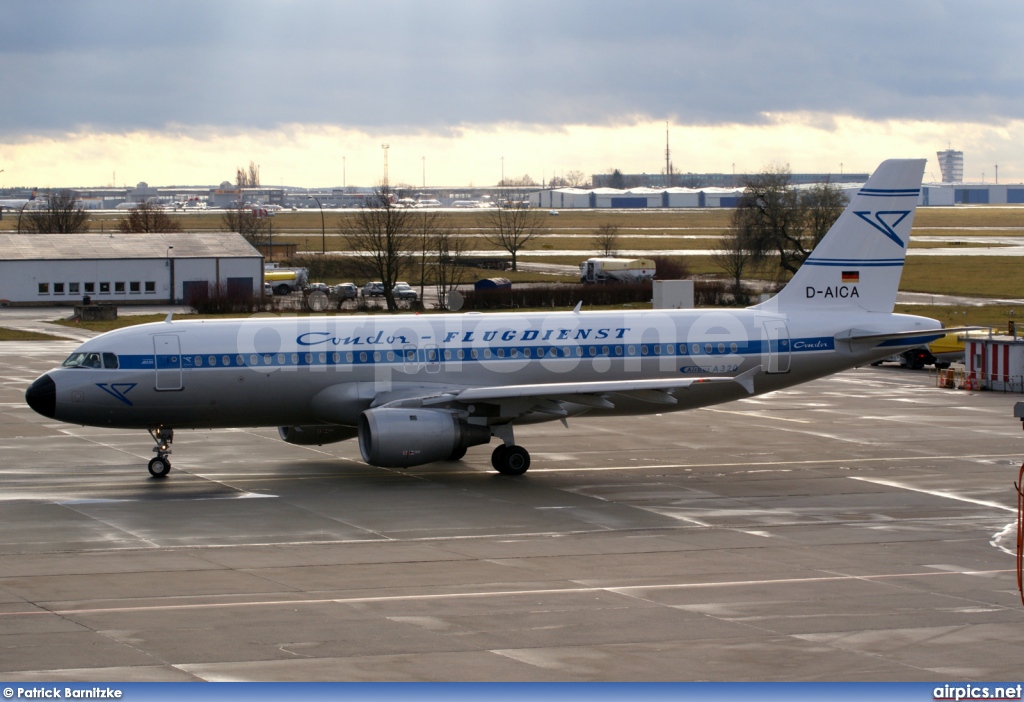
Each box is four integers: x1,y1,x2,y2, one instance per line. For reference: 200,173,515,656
573,301,583,314
733,365,760,395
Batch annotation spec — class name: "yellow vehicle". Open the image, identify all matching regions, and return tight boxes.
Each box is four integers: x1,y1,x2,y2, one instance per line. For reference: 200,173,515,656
929,332,966,366
264,268,308,295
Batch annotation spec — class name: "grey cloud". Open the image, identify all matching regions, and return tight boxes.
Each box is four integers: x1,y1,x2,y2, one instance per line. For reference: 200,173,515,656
2,0,1022,138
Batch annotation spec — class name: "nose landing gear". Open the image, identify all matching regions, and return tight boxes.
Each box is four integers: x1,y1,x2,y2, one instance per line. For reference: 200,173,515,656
148,427,174,478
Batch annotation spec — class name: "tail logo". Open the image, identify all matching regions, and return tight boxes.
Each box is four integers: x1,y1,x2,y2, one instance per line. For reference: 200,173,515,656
854,210,911,248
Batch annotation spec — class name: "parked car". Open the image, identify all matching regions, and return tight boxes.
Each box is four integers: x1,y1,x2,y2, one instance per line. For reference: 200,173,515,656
306,282,330,293
332,283,359,300
392,283,418,300
263,282,273,296
362,281,385,297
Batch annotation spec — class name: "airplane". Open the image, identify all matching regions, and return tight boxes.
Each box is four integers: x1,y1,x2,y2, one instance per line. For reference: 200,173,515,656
26,159,949,479
0,191,37,210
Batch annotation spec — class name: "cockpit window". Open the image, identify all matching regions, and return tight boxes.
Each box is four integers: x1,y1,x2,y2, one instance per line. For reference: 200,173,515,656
62,352,104,369
102,353,118,369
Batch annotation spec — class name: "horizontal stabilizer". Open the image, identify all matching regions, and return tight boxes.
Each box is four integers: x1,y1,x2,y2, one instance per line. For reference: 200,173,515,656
835,326,978,351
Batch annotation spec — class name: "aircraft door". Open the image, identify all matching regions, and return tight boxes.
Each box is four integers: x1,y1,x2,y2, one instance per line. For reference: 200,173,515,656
154,334,183,390
762,320,791,374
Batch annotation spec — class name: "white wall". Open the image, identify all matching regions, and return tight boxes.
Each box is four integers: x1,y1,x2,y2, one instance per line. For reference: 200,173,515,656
666,192,701,207
0,257,262,304
922,186,955,206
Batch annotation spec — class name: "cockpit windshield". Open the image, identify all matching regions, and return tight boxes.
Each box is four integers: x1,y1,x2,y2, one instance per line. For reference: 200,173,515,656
62,352,117,369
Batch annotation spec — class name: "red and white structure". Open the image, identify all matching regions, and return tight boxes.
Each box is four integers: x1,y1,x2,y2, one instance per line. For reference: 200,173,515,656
964,334,1024,393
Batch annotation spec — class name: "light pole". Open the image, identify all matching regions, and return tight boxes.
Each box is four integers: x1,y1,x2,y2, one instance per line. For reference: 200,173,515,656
307,195,325,254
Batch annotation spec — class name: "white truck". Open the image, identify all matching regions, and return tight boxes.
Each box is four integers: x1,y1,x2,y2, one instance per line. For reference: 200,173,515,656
580,257,656,284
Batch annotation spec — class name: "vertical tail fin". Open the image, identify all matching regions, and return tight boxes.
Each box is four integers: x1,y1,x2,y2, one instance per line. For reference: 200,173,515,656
754,158,926,314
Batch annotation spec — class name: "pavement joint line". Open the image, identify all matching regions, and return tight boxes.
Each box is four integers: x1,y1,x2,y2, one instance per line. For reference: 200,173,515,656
1,568,1014,619
511,453,1024,473
849,476,1016,512
0,512,1004,556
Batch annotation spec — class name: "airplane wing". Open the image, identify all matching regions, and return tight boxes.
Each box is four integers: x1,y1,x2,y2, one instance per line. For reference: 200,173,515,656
373,366,760,415
456,369,759,402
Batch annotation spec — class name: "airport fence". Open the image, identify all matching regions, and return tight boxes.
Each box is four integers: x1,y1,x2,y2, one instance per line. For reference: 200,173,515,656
938,366,1024,393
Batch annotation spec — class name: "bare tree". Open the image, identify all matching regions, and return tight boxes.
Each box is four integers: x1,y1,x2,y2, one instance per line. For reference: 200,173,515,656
412,209,452,305
733,166,847,275
116,201,181,233
803,181,848,248
712,232,759,306
341,184,414,312
593,223,620,256
563,170,588,187
221,199,272,247
18,190,89,233
236,161,260,187
483,196,548,271
499,174,537,187
432,228,474,310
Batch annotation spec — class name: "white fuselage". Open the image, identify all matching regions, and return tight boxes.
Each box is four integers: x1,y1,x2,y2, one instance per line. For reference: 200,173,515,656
39,307,942,431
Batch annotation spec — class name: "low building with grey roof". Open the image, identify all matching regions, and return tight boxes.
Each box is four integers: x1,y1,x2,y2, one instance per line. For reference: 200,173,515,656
0,232,263,305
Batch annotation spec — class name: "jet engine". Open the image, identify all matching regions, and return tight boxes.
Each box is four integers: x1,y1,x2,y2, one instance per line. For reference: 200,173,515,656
358,408,491,468
278,425,359,446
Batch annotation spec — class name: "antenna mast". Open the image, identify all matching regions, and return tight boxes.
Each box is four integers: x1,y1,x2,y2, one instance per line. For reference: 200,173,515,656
665,121,671,187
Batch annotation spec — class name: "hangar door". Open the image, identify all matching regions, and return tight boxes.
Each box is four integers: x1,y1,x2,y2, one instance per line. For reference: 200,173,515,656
227,277,253,297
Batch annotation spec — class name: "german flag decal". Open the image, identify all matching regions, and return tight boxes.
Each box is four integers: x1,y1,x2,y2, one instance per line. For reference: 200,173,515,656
841,271,860,283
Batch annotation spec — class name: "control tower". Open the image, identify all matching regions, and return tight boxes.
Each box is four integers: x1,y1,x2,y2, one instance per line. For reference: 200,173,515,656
936,149,963,183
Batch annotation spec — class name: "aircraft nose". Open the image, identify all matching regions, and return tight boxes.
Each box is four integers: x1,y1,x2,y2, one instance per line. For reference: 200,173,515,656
25,373,56,418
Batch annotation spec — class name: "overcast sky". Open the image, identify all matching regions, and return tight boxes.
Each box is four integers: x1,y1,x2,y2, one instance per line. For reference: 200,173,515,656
2,0,1022,187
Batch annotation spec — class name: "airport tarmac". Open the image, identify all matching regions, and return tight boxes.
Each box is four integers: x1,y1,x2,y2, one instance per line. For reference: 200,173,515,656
1,340,1023,681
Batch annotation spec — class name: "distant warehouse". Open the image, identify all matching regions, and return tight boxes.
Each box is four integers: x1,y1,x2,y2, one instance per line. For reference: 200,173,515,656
0,232,263,306
531,182,1024,209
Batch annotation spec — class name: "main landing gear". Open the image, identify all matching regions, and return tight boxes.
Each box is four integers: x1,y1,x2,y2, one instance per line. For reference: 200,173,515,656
491,444,530,475
489,424,530,476
148,427,173,478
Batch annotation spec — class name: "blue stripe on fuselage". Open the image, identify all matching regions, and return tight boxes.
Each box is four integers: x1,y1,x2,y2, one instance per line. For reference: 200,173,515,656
112,336,837,371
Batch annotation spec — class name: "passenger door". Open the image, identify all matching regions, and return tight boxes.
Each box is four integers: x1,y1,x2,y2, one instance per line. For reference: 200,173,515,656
762,320,791,374
154,334,183,390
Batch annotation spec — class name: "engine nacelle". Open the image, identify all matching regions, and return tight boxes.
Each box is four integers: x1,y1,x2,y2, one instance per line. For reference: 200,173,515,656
278,425,359,446
358,408,491,467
